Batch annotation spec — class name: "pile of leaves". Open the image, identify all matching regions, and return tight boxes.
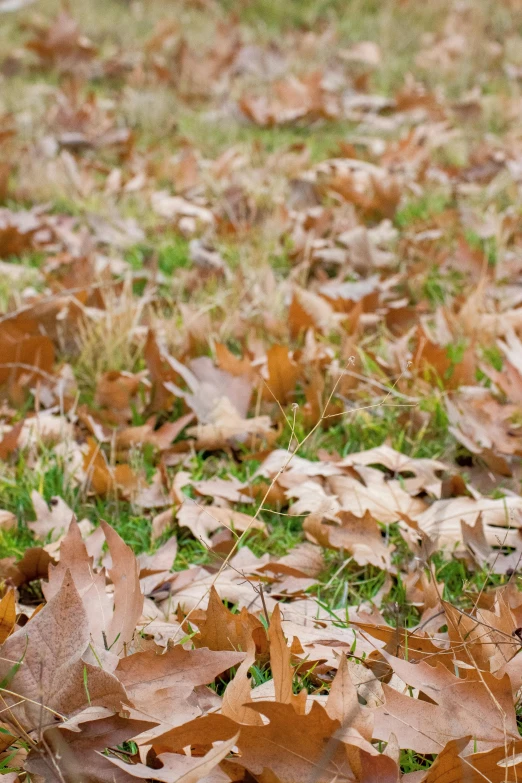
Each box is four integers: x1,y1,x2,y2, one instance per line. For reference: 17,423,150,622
1,0,522,778
2,514,522,783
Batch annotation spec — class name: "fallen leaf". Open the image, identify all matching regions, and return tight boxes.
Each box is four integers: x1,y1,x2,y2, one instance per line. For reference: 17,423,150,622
108,732,239,782
100,520,143,653
0,510,16,531
25,713,154,783
30,490,75,540
193,586,266,654
0,571,126,730
177,501,266,547
0,588,16,642
43,520,112,652
236,701,354,783
373,651,518,754
304,510,393,569
265,344,300,404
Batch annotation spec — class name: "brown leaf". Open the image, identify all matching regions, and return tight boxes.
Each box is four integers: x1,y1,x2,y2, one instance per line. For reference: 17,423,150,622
43,520,112,651
0,322,54,385
215,342,254,379
138,537,178,576
193,586,266,654
326,654,373,741
222,639,264,726
100,520,143,653
373,651,518,753
164,354,252,421
26,12,96,70
0,421,23,460
108,731,239,782
116,645,244,732
0,546,54,587
83,439,139,497
0,588,16,643
0,571,126,730
152,508,175,543
339,444,447,495
236,701,353,783
288,287,339,338
30,490,75,540
265,344,300,404
269,603,307,713
328,473,426,524
304,510,392,569
258,542,325,579
116,645,245,697
411,495,522,551
25,713,155,783
192,476,254,505
415,738,522,783
116,415,194,452
177,501,266,547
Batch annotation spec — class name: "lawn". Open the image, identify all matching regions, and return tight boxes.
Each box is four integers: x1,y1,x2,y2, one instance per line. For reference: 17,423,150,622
1,0,522,779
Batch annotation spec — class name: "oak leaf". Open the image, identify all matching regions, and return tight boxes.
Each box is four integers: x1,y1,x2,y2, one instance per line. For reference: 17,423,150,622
0,571,126,730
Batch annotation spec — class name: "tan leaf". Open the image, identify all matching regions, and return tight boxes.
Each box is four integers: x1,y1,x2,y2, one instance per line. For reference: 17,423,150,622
138,537,178,575
30,490,74,541
326,654,373,741
25,713,154,783
269,603,307,714
373,651,518,754
43,520,112,651
186,396,273,451
328,473,426,524
222,638,264,726
0,511,16,531
177,501,266,547
0,571,126,730
304,510,392,569
236,701,353,783
415,738,522,783
100,520,143,653
411,495,522,550
108,731,239,782
116,645,245,730
193,586,266,654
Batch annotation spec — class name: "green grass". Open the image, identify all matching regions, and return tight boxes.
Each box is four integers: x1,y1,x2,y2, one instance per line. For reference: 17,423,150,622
399,750,435,774
176,112,357,161
395,192,452,229
125,235,191,275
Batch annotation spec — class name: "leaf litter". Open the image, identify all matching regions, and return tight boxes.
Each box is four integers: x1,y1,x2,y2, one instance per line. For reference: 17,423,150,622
2,0,522,780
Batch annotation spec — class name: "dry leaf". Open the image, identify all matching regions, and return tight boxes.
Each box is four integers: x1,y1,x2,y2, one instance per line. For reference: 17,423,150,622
304,510,393,569
30,490,75,540
177,501,266,547
0,571,126,730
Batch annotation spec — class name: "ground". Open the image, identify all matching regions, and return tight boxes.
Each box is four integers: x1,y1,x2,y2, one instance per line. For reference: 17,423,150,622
1,0,522,779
